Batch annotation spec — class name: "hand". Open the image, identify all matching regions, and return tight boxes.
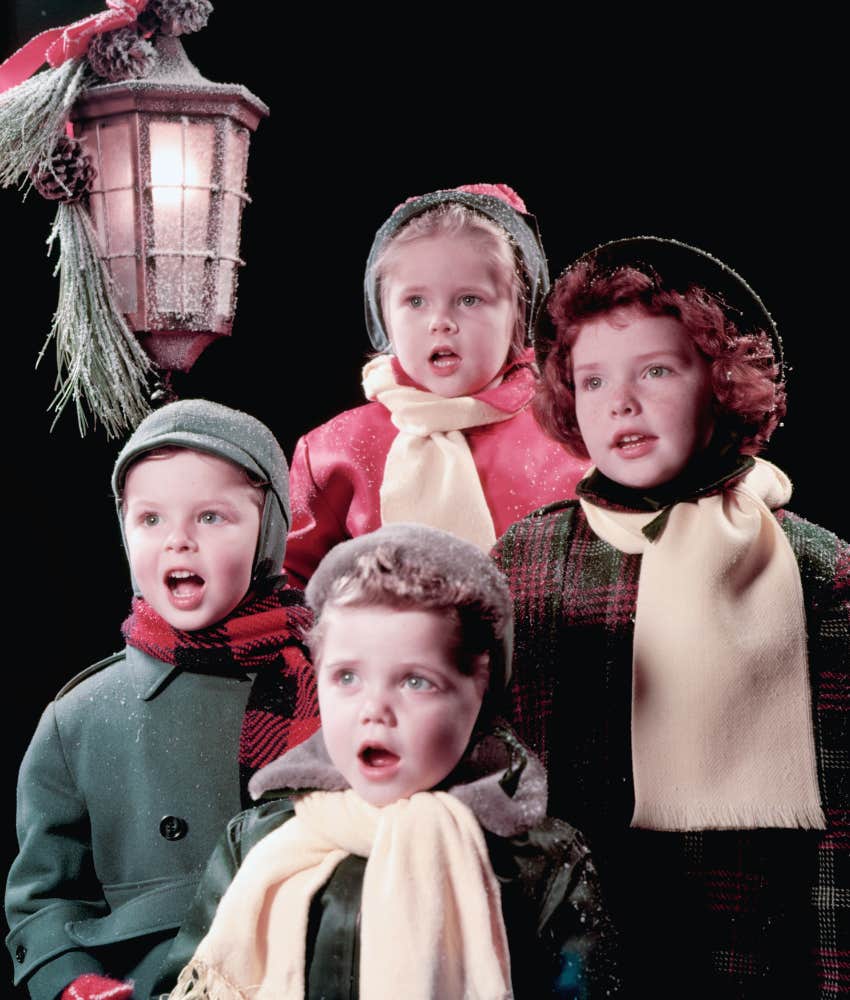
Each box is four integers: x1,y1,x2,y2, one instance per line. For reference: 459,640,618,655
62,973,134,1000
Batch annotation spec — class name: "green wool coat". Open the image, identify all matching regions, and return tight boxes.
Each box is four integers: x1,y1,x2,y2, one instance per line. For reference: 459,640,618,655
5,646,254,1000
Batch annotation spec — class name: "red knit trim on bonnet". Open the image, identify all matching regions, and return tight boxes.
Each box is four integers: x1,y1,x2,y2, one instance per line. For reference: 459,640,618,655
392,183,527,215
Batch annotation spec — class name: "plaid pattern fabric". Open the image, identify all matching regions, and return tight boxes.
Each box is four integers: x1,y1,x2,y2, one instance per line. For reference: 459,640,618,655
494,503,849,998
122,586,320,807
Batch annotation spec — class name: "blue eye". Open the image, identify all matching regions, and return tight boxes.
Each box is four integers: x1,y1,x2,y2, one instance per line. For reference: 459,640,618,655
646,365,670,379
143,513,160,527
409,295,424,308
336,670,357,686
199,511,223,525
582,375,603,391
460,294,480,307
403,675,435,692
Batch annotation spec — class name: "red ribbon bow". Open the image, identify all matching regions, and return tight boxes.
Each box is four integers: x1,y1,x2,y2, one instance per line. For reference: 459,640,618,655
0,0,148,93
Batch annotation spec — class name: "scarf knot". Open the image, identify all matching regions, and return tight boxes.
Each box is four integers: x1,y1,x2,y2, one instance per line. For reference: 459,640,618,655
362,354,535,551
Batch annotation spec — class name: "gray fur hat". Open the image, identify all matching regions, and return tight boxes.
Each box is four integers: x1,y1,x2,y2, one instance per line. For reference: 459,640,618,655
364,185,549,351
305,523,514,693
112,399,290,592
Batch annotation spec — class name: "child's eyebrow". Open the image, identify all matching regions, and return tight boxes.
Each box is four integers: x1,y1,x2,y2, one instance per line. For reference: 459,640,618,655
573,348,691,372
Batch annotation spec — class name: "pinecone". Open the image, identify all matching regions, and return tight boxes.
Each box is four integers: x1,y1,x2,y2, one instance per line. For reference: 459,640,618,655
141,0,213,36
87,25,157,82
31,137,97,203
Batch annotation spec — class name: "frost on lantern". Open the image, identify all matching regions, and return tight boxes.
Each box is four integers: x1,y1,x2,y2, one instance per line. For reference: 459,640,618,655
72,35,268,372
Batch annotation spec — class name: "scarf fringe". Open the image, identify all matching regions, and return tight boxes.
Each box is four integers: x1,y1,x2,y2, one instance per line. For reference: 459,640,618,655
170,959,253,1000
631,800,826,832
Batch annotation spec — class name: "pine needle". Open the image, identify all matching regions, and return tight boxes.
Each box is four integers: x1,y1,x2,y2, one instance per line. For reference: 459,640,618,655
38,202,152,438
0,59,89,190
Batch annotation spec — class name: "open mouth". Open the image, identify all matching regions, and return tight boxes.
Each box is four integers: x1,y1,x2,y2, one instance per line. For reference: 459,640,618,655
615,433,652,451
429,348,460,369
612,433,657,459
166,570,205,598
359,745,400,769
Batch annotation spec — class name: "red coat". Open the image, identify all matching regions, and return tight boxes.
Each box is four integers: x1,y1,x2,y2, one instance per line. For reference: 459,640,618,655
285,361,588,586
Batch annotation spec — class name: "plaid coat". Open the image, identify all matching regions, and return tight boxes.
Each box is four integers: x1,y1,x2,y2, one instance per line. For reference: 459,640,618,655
493,501,849,999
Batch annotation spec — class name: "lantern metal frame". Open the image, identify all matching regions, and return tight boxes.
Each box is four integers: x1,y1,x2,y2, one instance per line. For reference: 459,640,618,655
71,36,268,370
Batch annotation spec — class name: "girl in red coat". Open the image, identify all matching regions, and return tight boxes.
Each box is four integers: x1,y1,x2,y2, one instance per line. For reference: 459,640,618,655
284,183,588,586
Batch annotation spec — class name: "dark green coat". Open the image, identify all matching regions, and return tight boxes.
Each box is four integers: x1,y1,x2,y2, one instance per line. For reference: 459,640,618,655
156,728,620,998
5,647,255,1000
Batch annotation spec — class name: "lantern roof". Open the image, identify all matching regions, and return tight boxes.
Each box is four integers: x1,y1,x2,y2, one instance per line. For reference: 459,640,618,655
71,36,268,131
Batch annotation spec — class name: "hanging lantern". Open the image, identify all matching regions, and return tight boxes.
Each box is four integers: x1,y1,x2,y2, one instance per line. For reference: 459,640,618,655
71,33,268,372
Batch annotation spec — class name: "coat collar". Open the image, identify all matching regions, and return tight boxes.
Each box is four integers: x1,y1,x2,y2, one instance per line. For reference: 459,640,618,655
248,723,547,838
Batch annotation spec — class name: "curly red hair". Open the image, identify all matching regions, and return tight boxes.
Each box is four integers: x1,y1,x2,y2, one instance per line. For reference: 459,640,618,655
534,260,786,458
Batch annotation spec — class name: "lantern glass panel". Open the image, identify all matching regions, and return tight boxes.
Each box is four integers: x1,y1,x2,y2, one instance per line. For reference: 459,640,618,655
150,120,184,251
88,188,107,250
106,190,136,254
185,186,210,252
186,121,214,186
216,260,234,317
100,119,133,188
112,258,138,313
185,257,207,312
156,257,182,313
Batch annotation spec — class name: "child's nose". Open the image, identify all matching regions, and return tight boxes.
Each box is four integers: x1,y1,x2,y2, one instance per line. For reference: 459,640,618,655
610,383,640,417
359,691,396,726
429,309,458,334
165,524,198,552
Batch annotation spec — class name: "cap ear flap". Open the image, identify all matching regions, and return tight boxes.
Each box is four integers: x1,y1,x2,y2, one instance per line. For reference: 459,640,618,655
252,486,291,586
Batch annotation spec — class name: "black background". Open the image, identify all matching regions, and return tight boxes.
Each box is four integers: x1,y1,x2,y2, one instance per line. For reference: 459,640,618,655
3,0,846,977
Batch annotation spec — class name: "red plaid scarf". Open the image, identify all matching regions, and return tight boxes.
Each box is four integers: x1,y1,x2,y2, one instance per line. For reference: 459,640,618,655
122,586,320,805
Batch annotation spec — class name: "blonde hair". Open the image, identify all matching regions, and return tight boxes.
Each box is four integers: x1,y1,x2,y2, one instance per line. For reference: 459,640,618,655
373,203,527,361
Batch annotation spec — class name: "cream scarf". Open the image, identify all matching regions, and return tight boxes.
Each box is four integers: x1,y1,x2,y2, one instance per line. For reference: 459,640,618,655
362,355,516,551
170,789,512,1000
580,458,825,831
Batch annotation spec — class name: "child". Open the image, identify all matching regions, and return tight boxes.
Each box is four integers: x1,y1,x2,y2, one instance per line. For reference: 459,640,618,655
159,524,618,999
284,183,588,586
492,237,849,998
5,400,320,1000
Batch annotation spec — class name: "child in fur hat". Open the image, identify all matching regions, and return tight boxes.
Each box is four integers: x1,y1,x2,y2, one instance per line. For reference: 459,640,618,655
5,401,320,1000
158,524,619,999
493,238,849,998
284,183,588,586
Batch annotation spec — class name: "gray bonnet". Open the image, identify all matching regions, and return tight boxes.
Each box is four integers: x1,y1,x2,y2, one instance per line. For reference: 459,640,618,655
364,187,549,351
305,523,514,693
112,399,290,592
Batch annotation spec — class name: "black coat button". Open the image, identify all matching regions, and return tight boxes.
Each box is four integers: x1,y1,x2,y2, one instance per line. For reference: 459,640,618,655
159,815,188,841
15,944,26,963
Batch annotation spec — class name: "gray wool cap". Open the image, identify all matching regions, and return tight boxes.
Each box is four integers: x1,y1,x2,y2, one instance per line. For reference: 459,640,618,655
364,187,550,351
112,399,290,591
305,523,514,693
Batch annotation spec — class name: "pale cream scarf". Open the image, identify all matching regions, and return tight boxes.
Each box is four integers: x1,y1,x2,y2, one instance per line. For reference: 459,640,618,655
170,789,512,1000
580,458,825,831
362,354,515,551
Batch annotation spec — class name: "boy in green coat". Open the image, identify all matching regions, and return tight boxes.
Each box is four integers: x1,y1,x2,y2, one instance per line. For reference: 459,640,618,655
5,400,319,1000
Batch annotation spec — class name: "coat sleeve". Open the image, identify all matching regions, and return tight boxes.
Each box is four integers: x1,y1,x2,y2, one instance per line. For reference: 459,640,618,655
531,821,621,999
782,513,850,997
5,704,109,1000
284,433,353,588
